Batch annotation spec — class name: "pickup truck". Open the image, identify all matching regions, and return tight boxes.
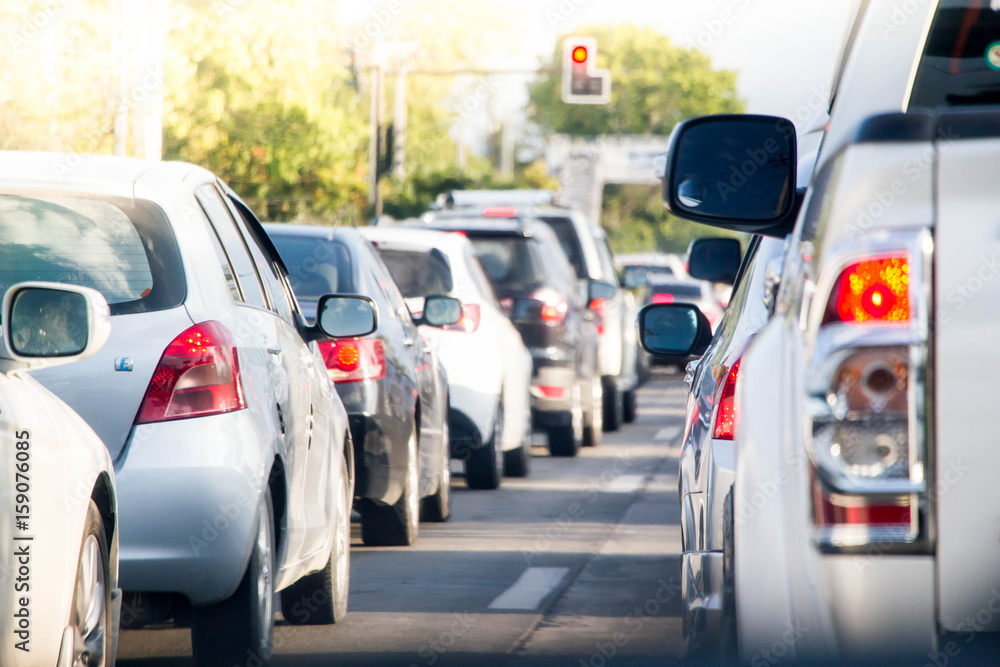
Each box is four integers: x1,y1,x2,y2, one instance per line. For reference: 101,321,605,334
647,0,1000,661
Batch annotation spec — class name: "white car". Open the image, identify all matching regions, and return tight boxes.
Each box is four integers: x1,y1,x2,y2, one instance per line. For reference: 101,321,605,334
657,0,1000,660
0,282,118,666
360,227,534,485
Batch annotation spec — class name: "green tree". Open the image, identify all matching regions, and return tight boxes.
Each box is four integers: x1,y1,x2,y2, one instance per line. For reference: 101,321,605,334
529,25,745,253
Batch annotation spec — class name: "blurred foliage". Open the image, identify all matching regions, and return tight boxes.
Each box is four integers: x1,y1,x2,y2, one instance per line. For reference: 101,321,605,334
530,25,745,253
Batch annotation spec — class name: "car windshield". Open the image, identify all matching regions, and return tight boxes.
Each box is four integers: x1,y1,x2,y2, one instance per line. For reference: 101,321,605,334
269,235,352,300
468,236,547,287
0,191,184,316
378,248,454,298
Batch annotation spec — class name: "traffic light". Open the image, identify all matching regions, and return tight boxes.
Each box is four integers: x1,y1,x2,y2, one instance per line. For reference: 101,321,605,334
562,36,611,105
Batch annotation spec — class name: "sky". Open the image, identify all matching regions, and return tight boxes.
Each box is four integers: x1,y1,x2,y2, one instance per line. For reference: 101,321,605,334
336,0,857,147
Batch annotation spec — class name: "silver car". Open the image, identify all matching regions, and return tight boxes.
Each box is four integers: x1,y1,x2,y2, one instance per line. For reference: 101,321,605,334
0,152,367,666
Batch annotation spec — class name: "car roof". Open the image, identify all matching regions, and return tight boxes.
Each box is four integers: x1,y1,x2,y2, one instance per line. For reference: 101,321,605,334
0,151,212,197
358,226,470,254
432,189,556,209
410,212,547,238
262,222,338,242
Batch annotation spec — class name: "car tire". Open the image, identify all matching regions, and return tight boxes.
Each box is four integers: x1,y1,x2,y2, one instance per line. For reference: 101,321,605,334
466,400,503,490
583,376,602,447
623,388,638,424
422,416,451,521
280,455,351,625
602,377,622,432
503,411,532,478
68,500,113,667
192,487,274,667
361,421,420,546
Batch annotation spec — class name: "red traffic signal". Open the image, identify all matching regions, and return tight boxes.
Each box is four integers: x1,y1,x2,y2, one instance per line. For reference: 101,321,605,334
571,45,588,63
562,37,610,105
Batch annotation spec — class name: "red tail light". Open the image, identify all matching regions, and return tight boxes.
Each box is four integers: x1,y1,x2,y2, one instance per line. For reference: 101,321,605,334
500,297,514,315
823,255,910,325
443,304,481,333
713,358,741,440
483,206,518,217
814,490,913,527
588,297,606,335
136,321,245,424
319,339,386,383
533,288,568,324
532,385,566,399
652,293,674,304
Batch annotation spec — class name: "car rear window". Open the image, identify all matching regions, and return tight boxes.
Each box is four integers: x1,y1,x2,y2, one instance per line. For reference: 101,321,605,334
378,248,454,298
469,236,547,287
540,215,588,279
0,191,184,316
269,235,352,300
909,1,1000,108
651,282,703,299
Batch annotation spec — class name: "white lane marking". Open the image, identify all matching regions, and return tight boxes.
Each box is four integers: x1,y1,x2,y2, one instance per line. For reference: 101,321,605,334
488,567,569,610
654,426,681,442
603,474,644,494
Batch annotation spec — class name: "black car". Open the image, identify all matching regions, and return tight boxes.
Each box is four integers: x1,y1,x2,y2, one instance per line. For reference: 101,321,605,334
265,224,457,546
410,212,600,457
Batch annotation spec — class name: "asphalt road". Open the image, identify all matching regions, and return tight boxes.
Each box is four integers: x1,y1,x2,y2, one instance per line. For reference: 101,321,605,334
118,373,690,667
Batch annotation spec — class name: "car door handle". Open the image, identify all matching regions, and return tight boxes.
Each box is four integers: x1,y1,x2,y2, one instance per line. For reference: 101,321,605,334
267,346,282,356
402,337,414,347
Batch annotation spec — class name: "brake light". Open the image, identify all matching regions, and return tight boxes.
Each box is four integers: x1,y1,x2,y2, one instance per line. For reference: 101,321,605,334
652,293,674,304
588,297,606,335
823,255,910,325
444,304,481,333
318,339,386,383
136,321,245,424
531,385,566,399
713,358,741,440
483,206,518,217
533,288,568,324
500,297,514,315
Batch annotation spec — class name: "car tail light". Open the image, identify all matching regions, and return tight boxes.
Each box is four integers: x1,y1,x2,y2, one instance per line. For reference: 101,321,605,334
318,339,386,383
589,297,606,335
806,234,929,549
136,321,245,424
443,304,481,333
713,359,741,440
483,206,518,217
532,288,568,325
652,293,674,304
822,255,910,325
500,297,514,316
531,385,566,399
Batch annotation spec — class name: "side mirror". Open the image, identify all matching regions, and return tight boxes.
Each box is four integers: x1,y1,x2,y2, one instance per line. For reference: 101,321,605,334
588,279,616,303
662,114,799,236
312,294,378,340
687,238,742,286
637,303,713,359
0,282,111,371
417,295,462,327
622,266,649,289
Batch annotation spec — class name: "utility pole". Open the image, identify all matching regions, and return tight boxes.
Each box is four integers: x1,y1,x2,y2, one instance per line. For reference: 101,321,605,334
113,0,130,156
367,63,384,216
392,68,407,180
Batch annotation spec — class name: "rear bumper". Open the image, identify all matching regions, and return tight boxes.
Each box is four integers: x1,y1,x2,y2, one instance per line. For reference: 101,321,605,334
529,360,577,415
348,413,392,502
115,410,269,606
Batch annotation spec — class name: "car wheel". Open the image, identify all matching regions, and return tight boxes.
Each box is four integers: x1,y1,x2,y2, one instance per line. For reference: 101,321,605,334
280,455,351,625
503,409,532,477
583,376,602,447
192,487,274,667
548,387,582,457
69,500,112,667
361,421,420,546
602,377,622,432
466,400,503,490
623,388,638,424
422,416,452,521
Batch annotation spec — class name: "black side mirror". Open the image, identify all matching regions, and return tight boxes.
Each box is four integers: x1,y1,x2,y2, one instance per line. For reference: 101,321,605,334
310,294,378,340
687,238,742,286
622,266,649,289
638,303,713,358
588,279,616,303
662,114,800,236
417,295,463,327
